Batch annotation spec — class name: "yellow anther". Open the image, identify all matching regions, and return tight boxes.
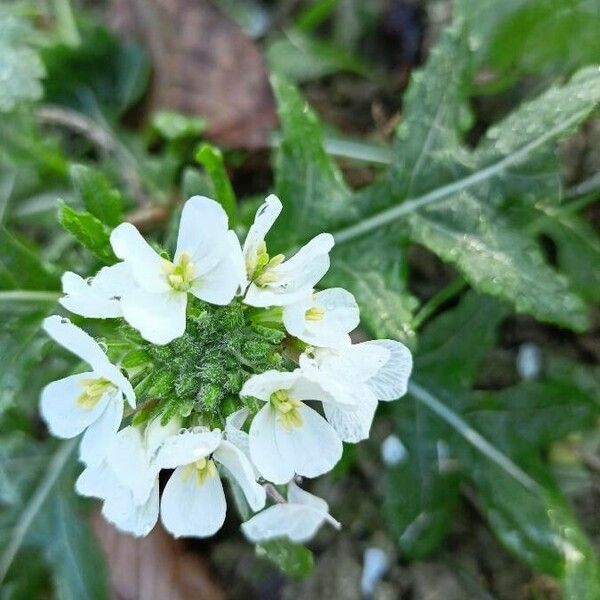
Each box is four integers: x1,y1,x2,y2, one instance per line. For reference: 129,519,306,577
270,389,304,430
181,457,218,485
305,307,325,321
76,378,113,410
163,252,196,292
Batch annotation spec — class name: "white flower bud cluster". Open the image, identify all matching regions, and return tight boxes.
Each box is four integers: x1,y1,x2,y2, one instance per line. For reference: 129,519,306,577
41,195,413,543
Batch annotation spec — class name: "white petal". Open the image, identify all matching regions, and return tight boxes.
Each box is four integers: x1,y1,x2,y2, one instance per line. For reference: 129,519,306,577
240,370,299,402
190,231,245,304
213,440,266,512
144,416,182,457
59,263,129,319
152,429,222,470
120,287,187,345
43,316,111,373
160,465,226,538
175,196,229,274
314,343,389,383
225,407,250,432
287,480,327,511
241,482,340,544
249,403,342,484
275,233,334,287
110,223,169,293
75,461,115,500
243,233,334,307
283,288,359,348
363,340,413,400
107,425,156,504
323,395,378,442
40,372,110,438
243,194,282,276
103,479,160,538
79,395,123,467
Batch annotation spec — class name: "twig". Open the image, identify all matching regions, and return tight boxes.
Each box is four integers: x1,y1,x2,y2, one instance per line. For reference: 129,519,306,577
263,483,286,504
36,105,149,207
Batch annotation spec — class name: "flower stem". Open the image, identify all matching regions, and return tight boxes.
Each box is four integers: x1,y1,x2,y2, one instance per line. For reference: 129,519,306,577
411,277,467,330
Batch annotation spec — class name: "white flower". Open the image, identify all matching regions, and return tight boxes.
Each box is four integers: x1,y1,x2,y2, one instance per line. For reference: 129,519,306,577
40,316,135,466
59,262,131,319
157,427,266,538
240,370,343,484
282,287,359,348
109,196,245,345
241,480,340,543
242,195,334,307
300,340,413,442
75,418,178,537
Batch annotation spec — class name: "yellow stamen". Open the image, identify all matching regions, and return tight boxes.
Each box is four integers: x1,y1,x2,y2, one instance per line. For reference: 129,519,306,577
181,457,218,485
305,307,325,321
270,389,304,430
76,378,113,410
162,252,196,292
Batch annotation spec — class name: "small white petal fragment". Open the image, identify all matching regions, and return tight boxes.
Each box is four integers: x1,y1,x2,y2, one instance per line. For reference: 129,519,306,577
380,434,407,466
282,288,359,348
60,262,130,319
241,481,340,543
360,548,390,597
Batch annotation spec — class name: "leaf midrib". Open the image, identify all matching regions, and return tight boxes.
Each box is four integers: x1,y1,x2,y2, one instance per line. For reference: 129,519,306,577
332,108,588,245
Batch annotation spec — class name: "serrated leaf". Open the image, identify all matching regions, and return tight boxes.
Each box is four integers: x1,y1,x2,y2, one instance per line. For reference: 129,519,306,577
70,164,123,227
272,77,417,333
256,539,314,578
271,75,353,251
331,26,600,331
58,202,116,264
0,15,45,113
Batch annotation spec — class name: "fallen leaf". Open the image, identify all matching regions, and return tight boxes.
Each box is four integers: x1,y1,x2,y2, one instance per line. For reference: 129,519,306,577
92,513,226,600
108,0,277,148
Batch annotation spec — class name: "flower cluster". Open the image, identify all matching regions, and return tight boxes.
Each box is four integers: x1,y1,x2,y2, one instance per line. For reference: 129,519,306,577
41,195,413,543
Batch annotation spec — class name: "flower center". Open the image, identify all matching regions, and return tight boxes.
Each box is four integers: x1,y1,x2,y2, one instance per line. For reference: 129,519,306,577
252,242,285,287
305,306,325,321
76,378,113,410
163,252,196,292
181,457,218,485
270,389,303,430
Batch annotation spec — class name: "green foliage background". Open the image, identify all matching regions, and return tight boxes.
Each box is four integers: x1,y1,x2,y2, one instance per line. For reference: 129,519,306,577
1,0,600,597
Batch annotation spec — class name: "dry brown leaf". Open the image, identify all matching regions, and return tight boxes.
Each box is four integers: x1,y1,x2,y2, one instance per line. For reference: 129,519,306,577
92,513,225,600
109,0,277,148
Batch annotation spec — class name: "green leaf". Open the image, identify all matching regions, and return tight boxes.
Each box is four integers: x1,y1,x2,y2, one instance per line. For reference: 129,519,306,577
195,144,237,225
0,296,56,418
386,293,506,557
256,539,314,578
543,210,600,303
272,77,418,336
58,202,116,264
325,232,418,345
0,15,45,113
69,164,123,227
271,74,353,251
331,27,600,331
0,438,108,599
41,25,149,119
0,227,58,291
152,111,206,141
457,0,600,91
